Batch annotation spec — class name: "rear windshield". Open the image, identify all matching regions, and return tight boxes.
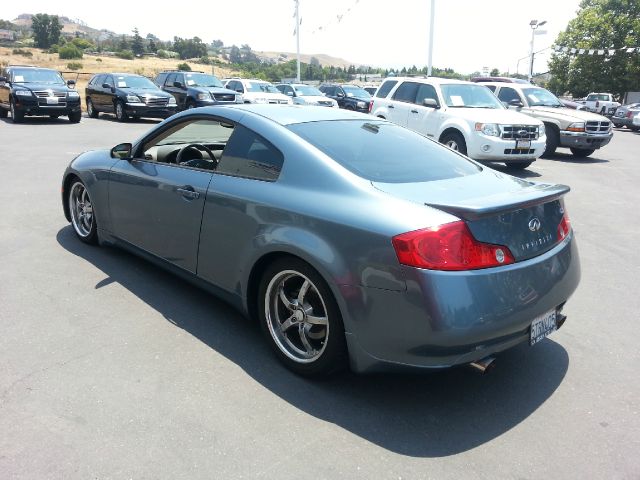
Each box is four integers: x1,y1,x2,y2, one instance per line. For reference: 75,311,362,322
288,120,480,183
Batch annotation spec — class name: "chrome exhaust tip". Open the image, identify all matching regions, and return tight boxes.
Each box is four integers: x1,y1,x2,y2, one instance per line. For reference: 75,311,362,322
469,356,496,374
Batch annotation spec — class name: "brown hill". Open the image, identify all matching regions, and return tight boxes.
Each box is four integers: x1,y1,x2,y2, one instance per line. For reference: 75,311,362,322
256,51,360,69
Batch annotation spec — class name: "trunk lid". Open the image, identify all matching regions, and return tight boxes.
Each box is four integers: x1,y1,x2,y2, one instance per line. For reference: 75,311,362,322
373,171,569,261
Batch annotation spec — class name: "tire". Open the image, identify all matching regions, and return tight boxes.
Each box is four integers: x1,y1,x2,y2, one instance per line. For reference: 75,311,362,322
10,99,24,123
0,107,7,118
115,101,128,122
345,105,355,111
542,124,559,158
258,257,347,377
186,100,197,110
86,98,99,118
630,126,640,132
68,111,81,123
570,148,595,157
440,131,467,155
68,179,98,244
507,161,532,170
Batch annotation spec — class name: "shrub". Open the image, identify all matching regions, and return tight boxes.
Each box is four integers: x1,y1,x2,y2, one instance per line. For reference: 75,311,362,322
67,62,82,71
198,56,211,65
96,58,102,62
116,50,134,60
71,37,94,50
59,44,83,59
157,49,178,59
12,48,33,57
177,62,191,71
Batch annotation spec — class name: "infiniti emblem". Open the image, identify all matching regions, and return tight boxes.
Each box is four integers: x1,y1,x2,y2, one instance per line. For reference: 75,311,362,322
528,217,541,232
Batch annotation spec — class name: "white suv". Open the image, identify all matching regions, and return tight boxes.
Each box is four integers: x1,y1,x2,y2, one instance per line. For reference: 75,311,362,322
224,78,292,105
370,77,546,169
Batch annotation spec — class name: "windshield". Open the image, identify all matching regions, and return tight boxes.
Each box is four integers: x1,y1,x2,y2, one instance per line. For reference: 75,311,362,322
441,84,504,109
247,82,280,93
288,120,480,183
522,87,563,107
11,68,65,85
342,85,371,98
115,76,157,89
294,85,323,96
184,73,223,88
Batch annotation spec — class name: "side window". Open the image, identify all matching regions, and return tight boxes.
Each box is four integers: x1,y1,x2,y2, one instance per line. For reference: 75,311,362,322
414,83,438,105
325,86,336,96
176,74,186,86
392,82,419,103
586,94,596,101
217,125,284,182
155,73,167,86
165,73,177,87
105,75,115,88
497,87,521,104
485,85,497,93
376,80,397,98
285,85,294,96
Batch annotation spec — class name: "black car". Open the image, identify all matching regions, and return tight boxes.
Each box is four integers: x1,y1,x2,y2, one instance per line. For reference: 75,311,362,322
86,73,177,122
0,65,81,123
318,84,371,112
154,71,242,110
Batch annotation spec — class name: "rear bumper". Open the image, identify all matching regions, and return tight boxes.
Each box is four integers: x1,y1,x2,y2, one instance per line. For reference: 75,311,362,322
342,233,580,373
560,131,612,149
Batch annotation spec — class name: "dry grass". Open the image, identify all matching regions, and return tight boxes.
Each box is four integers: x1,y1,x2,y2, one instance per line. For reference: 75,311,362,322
0,46,239,111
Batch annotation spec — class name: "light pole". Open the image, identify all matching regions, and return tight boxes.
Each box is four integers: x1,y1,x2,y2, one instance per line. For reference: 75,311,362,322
528,19,546,82
294,0,301,82
427,0,435,77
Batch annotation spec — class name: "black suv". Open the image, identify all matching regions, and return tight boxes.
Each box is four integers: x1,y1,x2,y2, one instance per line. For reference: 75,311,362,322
0,65,81,123
154,71,241,110
318,84,371,112
86,73,177,121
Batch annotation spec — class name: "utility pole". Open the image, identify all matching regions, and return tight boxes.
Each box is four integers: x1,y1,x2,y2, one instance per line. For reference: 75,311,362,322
294,0,301,82
427,0,435,76
528,19,546,82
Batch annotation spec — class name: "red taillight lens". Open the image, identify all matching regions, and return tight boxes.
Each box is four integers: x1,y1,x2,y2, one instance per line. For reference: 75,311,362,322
368,100,373,113
627,111,634,118
557,213,571,241
392,221,515,271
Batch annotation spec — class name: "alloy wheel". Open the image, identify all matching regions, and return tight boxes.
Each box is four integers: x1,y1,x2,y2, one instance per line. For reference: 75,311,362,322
69,181,93,238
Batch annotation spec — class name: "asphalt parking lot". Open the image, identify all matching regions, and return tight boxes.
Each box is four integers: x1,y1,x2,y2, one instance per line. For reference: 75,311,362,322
1,115,639,479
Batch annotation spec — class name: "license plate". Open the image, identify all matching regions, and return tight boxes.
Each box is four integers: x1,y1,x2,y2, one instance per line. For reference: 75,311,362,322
516,140,531,149
530,309,557,346
46,97,58,104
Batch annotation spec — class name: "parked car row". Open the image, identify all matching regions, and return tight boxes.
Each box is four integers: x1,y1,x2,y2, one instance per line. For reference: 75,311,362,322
612,103,640,130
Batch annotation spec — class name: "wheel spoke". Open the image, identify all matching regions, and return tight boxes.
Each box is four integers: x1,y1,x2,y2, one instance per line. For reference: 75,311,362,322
279,315,296,333
278,286,296,311
298,323,315,356
297,280,310,304
305,314,328,326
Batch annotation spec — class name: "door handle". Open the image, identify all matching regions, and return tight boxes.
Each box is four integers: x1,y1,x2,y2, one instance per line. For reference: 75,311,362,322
177,187,200,199
388,105,395,109
411,109,419,113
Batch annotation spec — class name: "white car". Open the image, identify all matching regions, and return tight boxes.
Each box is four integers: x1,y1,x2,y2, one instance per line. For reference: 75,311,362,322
223,78,292,105
371,77,546,169
275,83,338,107
583,92,620,115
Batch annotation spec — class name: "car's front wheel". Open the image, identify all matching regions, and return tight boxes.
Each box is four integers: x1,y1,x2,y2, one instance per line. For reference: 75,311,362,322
115,101,128,122
570,148,595,157
68,179,98,244
507,161,532,170
258,258,347,377
0,107,7,118
10,99,24,123
68,111,81,123
440,131,467,155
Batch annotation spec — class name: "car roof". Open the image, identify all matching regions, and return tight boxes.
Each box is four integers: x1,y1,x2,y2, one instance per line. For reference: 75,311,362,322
477,82,536,89
199,104,371,125
385,76,472,86
471,76,530,84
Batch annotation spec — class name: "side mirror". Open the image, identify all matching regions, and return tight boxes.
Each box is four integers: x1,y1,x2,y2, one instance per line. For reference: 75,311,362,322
423,98,440,109
509,99,524,108
173,81,184,88
110,143,133,160
102,83,111,89
336,92,345,98
235,88,243,93
67,79,76,88
0,76,8,84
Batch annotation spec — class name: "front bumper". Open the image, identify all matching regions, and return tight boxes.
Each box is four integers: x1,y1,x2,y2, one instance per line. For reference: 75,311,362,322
559,130,612,149
124,102,177,119
468,135,546,162
13,96,81,116
342,233,580,373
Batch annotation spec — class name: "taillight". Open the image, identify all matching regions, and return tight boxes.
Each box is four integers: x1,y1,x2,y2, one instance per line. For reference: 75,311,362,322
557,212,571,241
627,111,634,118
368,100,373,113
392,221,515,271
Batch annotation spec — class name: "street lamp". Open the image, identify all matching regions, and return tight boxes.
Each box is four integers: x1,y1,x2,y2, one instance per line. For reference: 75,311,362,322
528,19,547,82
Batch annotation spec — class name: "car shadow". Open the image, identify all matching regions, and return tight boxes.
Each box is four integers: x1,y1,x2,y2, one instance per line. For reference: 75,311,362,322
487,163,542,178
545,151,609,164
92,114,162,124
0,116,79,126
56,225,569,458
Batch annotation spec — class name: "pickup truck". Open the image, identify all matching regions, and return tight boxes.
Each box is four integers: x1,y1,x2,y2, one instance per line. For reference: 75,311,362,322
583,93,620,115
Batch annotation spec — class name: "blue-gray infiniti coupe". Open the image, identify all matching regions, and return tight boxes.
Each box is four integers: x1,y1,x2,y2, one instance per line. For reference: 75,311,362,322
62,105,580,376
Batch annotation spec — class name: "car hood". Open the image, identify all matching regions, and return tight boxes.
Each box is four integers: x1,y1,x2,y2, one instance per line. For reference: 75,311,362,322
447,107,542,125
192,86,238,95
244,92,291,100
527,106,609,122
14,83,71,93
372,169,570,261
120,88,171,98
299,95,335,103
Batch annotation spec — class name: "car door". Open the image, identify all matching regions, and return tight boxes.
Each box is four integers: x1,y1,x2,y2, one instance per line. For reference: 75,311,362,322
386,81,419,126
407,83,441,137
108,116,231,273
163,73,185,108
100,75,116,112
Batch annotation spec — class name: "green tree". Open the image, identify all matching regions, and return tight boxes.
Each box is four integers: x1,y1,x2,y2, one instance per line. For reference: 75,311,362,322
118,35,130,51
131,28,144,56
173,36,207,59
31,13,62,49
548,0,640,99
490,68,500,77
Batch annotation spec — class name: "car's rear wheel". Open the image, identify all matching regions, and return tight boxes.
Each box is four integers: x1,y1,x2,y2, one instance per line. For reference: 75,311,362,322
440,131,467,155
507,161,532,170
68,111,81,123
68,179,98,244
570,148,595,157
87,98,99,118
0,107,7,118
10,99,24,123
258,258,347,377
115,101,128,122
542,124,559,157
